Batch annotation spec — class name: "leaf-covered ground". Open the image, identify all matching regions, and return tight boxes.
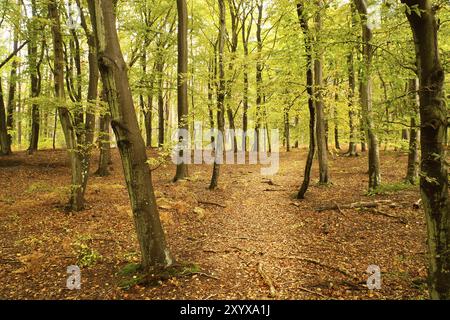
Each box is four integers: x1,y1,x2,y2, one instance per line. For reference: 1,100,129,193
0,148,428,299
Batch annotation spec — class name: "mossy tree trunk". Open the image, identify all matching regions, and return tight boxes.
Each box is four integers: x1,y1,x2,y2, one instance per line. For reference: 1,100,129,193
354,0,381,190
402,0,449,299
88,0,173,271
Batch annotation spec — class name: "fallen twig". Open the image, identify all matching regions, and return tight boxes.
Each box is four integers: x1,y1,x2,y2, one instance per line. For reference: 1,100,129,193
280,256,355,279
297,285,333,299
257,262,277,298
366,208,407,224
316,200,398,212
198,200,227,208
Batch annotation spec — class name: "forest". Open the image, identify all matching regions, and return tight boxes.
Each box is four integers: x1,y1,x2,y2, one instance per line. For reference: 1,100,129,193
0,0,449,301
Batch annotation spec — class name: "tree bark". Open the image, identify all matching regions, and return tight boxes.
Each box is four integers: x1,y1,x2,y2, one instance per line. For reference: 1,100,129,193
96,112,111,177
174,0,189,181
297,2,316,199
354,0,381,190
6,33,18,150
241,2,252,152
406,78,419,184
209,0,226,190
347,47,357,156
88,0,173,271
402,0,449,299
255,1,263,153
314,1,329,184
0,76,11,155
157,60,165,147
49,0,86,211
28,0,42,154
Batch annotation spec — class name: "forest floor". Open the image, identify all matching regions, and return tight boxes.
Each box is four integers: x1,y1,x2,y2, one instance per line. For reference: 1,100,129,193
0,147,428,300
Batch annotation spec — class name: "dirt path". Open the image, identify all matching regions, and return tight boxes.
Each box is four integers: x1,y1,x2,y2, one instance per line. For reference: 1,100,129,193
0,149,428,299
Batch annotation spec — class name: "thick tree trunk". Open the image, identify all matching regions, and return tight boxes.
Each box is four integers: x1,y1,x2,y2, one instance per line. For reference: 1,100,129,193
209,0,226,190
88,0,173,271
406,78,419,184
174,0,189,181
297,2,316,199
354,0,381,190
403,0,449,299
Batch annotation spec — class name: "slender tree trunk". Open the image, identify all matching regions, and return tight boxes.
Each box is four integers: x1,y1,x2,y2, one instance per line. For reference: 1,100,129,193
174,0,189,181
297,2,316,199
255,1,263,153
7,35,18,149
354,0,381,190
76,1,100,204
403,0,449,299
88,0,173,271
96,112,111,177
347,44,357,156
207,58,215,147
333,80,340,150
241,4,252,152
28,0,41,154
314,1,329,184
284,107,290,152
209,0,226,190
49,0,86,211
406,78,419,184
157,61,165,147
0,76,11,155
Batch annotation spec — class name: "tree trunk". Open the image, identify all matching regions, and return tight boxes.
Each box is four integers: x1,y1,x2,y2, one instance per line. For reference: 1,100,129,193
402,0,449,299
406,78,419,184
49,0,86,212
88,0,173,271
314,1,329,184
209,0,226,190
28,0,41,154
157,61,165,147
174,0,189,181
96,112,111,177
333,80,341,150
255,1,263,153
347,41,357,156
284,107,290,152
354,0,381,190
297,2,316,199
6,35,18,149
0,76,11,155
241,3,252,152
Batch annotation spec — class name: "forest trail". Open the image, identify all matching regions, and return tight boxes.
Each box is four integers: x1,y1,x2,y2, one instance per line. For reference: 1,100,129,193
0,148,428,299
